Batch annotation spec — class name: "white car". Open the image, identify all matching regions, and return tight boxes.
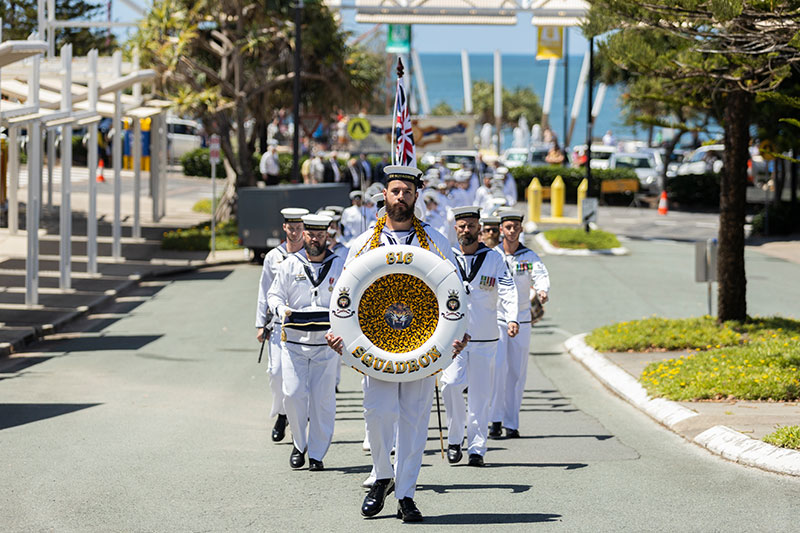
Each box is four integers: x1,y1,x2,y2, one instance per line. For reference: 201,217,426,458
438,150,481,172
572,144,617,169
499,148,529,168
676,144,724,175
167,117,203,162
608,152,662,193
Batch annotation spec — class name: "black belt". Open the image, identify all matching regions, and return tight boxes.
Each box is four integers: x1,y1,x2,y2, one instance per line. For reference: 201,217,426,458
470,338,499,343
283,310,331,332
285,340,329,347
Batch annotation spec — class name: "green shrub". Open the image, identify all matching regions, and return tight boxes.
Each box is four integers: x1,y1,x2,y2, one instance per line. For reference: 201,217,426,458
763,425,800,450
180,147,224,178
543,227,621,250
666,173,720,206
161,219,241,251
509,165,638,201
751,201,800,236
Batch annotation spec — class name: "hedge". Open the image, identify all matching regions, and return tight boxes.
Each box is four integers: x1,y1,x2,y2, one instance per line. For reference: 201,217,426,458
509,165,638,201
752,201,800,236
180,147,225,177
666,173,719,207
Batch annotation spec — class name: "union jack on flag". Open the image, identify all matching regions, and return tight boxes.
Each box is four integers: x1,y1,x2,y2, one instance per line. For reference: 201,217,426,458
392,77,416,167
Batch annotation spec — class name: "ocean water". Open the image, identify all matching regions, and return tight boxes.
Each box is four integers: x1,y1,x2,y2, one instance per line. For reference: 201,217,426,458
416,53,641,150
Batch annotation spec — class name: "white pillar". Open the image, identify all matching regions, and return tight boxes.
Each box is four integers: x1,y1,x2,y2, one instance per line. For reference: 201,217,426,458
160,112,167,219
151,114,160,222
591,83,608,120
493,49,502,153
112,51,123,260
542,58,558,130
8,126,19,234
461,50,472,114
566,50,591,148
46,128,54,208
46,0,55,58
27,120,42,306
59,43,72,290
133,118,142,239
87,49,98,276
410,48,430,115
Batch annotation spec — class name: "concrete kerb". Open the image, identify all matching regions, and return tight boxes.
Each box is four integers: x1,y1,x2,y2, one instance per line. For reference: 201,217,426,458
0,254,250,358
534,232,630,256
564,333,800,477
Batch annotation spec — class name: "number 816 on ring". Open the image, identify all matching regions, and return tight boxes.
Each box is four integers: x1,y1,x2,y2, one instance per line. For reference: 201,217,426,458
386,251,414,265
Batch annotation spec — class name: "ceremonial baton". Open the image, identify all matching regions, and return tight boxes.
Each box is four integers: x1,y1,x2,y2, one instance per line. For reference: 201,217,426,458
434,377,445,459
257,327,268,364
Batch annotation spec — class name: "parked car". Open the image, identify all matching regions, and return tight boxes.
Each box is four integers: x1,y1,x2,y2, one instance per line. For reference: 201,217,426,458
167,117,204,162
499,148,528,168
608,152,662,193
571,144,617,169
528,144,550,167
438,149,481,172
676,144,724,176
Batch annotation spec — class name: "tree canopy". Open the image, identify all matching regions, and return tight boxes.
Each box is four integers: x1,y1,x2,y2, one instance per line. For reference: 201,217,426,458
470,81,542,126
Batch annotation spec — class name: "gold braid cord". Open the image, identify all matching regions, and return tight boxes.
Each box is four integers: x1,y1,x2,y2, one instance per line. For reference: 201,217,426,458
357,215,438,256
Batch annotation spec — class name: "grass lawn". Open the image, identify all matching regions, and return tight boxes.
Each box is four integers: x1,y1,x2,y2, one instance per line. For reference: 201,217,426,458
763,425,800,450
543,227,621,250
161,219,241,251
586,316,800,401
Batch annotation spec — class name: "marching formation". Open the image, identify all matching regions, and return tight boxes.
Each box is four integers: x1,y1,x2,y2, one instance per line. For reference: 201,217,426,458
254,164,550,522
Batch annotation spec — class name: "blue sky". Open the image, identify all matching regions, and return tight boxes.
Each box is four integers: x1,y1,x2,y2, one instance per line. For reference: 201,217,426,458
113,3,589,55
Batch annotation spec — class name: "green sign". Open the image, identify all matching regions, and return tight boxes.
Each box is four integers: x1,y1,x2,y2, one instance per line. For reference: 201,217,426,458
386,25,411,54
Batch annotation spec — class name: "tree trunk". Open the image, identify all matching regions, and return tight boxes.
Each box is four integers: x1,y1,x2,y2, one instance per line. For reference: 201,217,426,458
661,132,683,193
717,90,751,322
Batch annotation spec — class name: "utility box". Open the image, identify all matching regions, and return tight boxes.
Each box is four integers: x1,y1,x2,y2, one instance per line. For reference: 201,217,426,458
695,239,718,282
238,183,351,254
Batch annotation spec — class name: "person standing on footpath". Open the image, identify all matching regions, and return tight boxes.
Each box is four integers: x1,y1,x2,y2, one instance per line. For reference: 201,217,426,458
259,144,280,185
267,214,345,471
441,207,518,467
326,167,468,522
254,208,308,442
489,210,550,439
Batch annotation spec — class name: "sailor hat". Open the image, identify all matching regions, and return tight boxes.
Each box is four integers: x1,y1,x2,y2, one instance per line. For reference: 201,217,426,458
452,206,481,220
499,209,524,223
281,207,309,223
325,205,344,215
454,173,469,183
422,190,439,203
316,209,341,223
480,215,501,226
302,214,332,231
384,165,423,188
349,190,364,200
490,197,507,207
426,168,440,178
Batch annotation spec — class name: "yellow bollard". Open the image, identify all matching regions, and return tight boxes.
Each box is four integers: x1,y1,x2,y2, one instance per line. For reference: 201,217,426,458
551,175,565,218
527,177,542,222
576,178,588,222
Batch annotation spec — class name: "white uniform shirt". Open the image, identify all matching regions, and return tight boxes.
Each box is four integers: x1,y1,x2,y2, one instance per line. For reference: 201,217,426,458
503,174,518,207
255,244,290,328
341,205,366,244
494,243,550,324
453,244,518,341
330,241,348,261
474,185,493,213
267,250,344,345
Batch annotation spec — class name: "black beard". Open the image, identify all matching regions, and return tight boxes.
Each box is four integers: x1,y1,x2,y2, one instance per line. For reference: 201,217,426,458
304,241,326,257
458,232,478,247
386,200,413,222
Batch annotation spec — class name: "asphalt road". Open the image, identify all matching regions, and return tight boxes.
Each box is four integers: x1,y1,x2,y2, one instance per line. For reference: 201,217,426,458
1,244,799,531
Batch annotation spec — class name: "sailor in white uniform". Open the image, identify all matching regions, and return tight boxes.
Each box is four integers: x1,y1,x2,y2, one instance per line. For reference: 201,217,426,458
255,207,308,442
326,166,468,523
267,214,345,471
489,210,550,439
441,206,518,467
341,191,367,245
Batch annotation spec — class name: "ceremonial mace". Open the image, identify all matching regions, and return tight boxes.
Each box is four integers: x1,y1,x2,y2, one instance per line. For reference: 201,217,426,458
435,377,445,459
257,327,268,364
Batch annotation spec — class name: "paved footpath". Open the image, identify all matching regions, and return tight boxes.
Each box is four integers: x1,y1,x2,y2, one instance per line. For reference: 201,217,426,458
1,238,799,531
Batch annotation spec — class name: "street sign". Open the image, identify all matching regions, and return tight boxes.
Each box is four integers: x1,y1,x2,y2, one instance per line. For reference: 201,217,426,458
347,118,371,141
386,25,411,54
536,26,563,60
582,198,598,225
759,139,775,161
209,134,221,164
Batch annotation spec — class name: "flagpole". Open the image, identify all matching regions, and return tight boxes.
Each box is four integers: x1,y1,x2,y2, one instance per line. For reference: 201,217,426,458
391,57,404,166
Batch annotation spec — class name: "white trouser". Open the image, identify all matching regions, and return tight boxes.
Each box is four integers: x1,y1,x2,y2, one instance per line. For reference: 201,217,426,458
281,342,338,461
489,324,507,424
441,342,497,456
363,375,434,500
267,333,286,418
490,321,532,430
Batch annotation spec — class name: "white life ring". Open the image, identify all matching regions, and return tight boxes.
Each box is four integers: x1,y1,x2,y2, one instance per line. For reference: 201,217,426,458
330,244,467,382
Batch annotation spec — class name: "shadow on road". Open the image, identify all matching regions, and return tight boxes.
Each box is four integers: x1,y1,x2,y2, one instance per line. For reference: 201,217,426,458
418,482,531,494
0,403,101,430
424,512,561,524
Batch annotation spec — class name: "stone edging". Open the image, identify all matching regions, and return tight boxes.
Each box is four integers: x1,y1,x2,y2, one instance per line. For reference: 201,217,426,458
534,233,629,256
564,333,800,477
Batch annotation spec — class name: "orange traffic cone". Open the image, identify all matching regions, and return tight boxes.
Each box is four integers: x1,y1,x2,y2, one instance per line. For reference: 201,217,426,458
96,159,105,183
657,190,668,215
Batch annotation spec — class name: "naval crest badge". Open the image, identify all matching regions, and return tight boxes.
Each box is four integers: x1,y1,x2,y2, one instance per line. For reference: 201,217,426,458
442,290,464,321
332,287,354,318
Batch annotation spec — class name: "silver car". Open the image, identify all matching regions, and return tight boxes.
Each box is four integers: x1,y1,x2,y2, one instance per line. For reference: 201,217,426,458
608,152,662,193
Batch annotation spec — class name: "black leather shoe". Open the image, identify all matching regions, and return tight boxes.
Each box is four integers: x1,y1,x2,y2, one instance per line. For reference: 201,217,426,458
289,446,305,469
488,421,503,439
308,458,324,471
272,414,287,442
361,478,394,517
468,453,484,467
396,497,423,522
505,428,520,438
447,444,462,464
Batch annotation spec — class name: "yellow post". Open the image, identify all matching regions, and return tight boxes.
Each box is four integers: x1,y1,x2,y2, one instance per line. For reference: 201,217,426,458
527,177,542,222
576,178,588,222
551,175,565,218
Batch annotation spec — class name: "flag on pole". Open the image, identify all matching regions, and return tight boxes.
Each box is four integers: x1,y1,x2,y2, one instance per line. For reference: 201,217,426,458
392,73,416,167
